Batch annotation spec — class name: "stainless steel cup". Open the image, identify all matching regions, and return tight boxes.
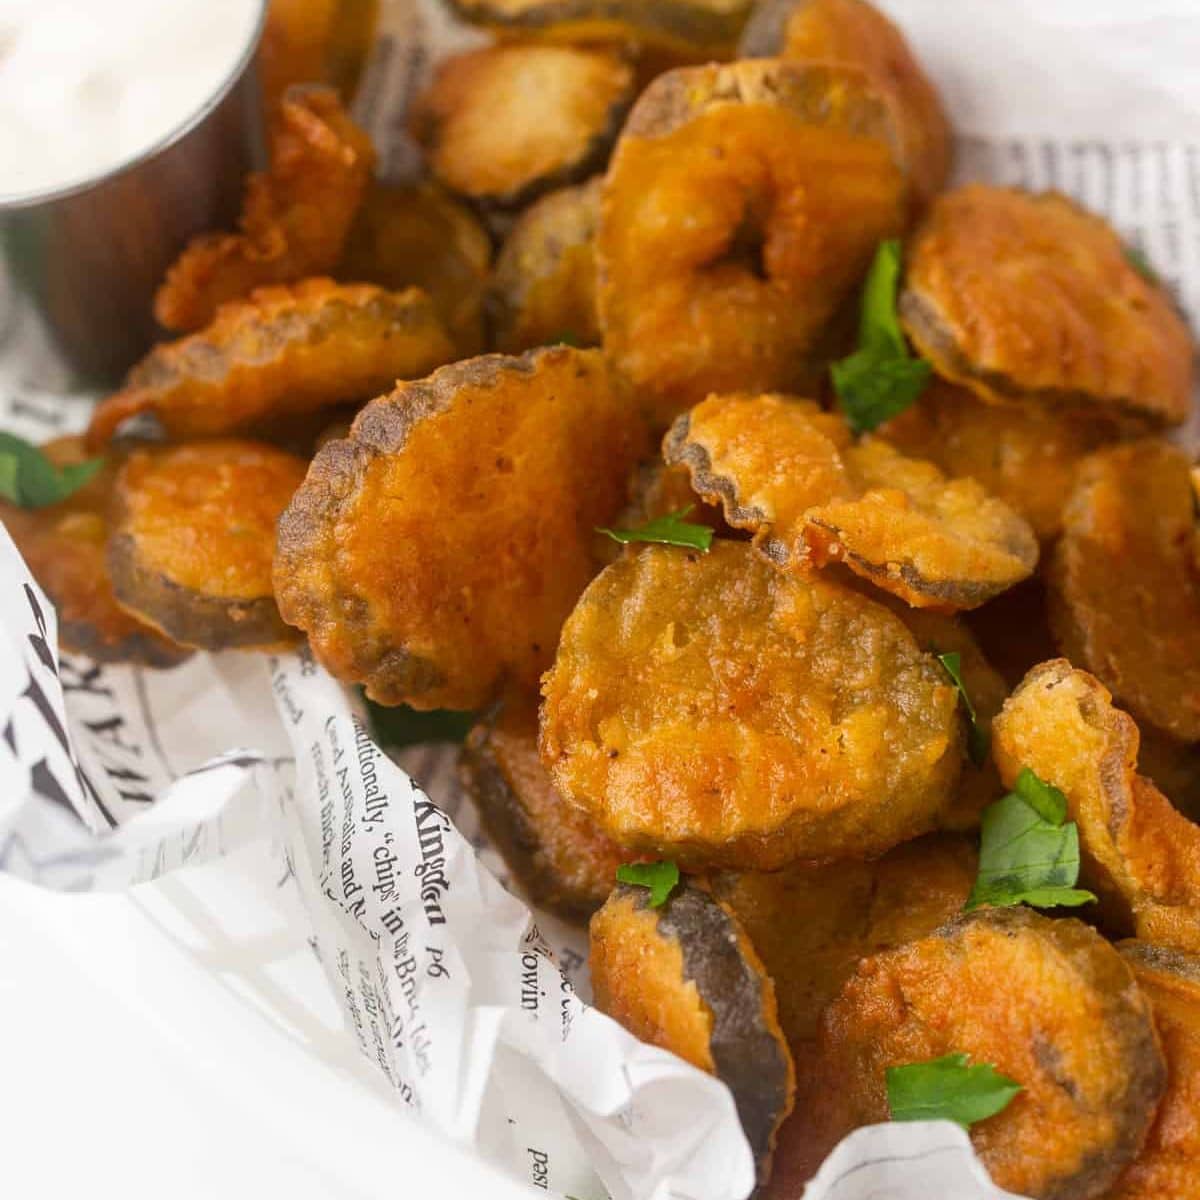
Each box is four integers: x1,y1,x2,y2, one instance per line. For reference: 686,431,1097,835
0,1,268,390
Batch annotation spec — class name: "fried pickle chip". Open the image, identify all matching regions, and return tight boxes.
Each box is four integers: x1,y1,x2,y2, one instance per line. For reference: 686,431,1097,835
490,178,602,353
1108,943,1200,1198
109,441,307,651
411,44,635,212
880,380,1116,543
596,60,908,425
275,347,648,710
738,0,950,211
1048,440,1200,741
0,438,189,668
89,281,454,447
993,660,1200,956
772,908,1165,1200
540,540,963,870
459,695,625,922
664,393,1038,611
590,880,794,1182
445,0,753,56
851,583,1007,826
338,181,492,357
900,185,1195,427
710,835,976,1052
154,87,376,333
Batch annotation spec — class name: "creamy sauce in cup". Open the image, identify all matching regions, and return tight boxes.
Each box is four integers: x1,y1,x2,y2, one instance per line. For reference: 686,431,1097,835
0,0,262,201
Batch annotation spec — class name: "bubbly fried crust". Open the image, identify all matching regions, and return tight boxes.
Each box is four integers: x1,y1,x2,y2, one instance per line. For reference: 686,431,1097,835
596,60,907,425
154,87,376,333
590,881,795,1182
540,541,963,870
274,347,648,710
738,0,950,211
411,44,635,212
881,381,1116,543
665,394,1038,611
109,441,307,651
775,909,1165,1200
339,182,492,356
900,185,1195,427
993,660,1200,956
89,280,454,447
490,178,603,353
1108,943,1200,1198
459,696,625,922
849,583,1007,827
445,0,753,55
710,835,976,1051
1049,440,1200,741
0,438,189,667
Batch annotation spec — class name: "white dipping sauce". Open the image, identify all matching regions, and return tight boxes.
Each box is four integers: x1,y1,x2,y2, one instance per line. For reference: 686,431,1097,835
0,0,262,200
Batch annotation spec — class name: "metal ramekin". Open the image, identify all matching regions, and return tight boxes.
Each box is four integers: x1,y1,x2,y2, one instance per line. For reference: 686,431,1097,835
0,1,268,389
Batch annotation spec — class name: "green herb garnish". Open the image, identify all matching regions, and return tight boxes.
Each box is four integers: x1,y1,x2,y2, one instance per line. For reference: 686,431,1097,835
548,330,581,347
1125,244,1159,285
937,651,989,767
831,239,932,433
598,506,714,553
887,1053,1022,1127
965,770,1097,911
617,860,680,908
0,433,103,509
1012,766,1067,825
363,694,474,749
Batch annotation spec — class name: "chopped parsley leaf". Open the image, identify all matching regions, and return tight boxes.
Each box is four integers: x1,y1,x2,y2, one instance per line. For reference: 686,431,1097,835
598,506,714,553
887,1053,1022,1127
617,860,680,908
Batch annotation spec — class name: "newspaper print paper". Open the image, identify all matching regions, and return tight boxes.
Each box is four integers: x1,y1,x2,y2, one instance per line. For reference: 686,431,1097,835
3,1,1199,1197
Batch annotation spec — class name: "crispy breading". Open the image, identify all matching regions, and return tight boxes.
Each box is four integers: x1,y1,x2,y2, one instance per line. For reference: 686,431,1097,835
710,835,976,1051
849,583,1007,827
590,881,794,1183
490,178,603,353
596,60,908,425
338,182,492,357
900,185,1195,427
881,380,1117,542
459,695,626,922
993,659,1200,956
154,87,375,333
89,280,454,447
0,438,189,667
738,0,951,211
772,909,1165,1200
274,347,648,710
411,44,635,212
1108,943,1200,1198
1048,439,1200,741
540,540,964,870
109,441,307,651
665,393,1038,611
